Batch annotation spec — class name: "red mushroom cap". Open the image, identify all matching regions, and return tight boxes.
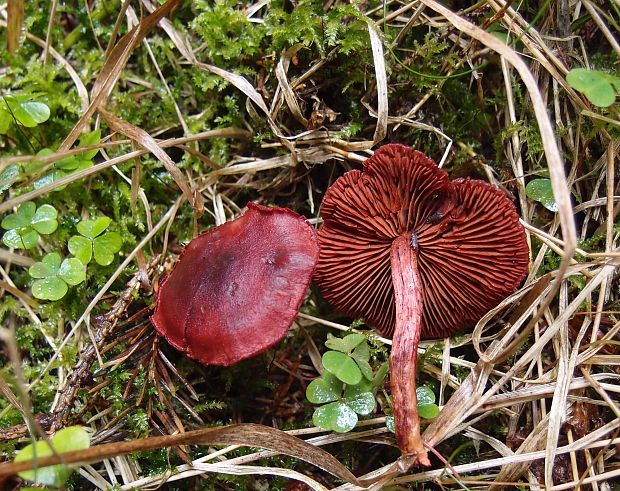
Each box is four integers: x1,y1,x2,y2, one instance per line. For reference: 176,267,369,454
152,203,319,366
314,143,529,339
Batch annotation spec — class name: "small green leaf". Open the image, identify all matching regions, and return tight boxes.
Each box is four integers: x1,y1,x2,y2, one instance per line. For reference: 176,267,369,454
3,228,34,249
77,216,111,239
344,391,375,415
313,402,358,433
306,372,342,404
355,358,373,381
0,164,19,192
526,179,558,212
585,81,615,107
42,252,62,269
32,277,68,301
0,228,22,248
58,258,86,286
29,253,82,301
351,342,373,380
325,333,365,353
51,426,90,451
322,351,362,385
17,201,37,222
33,169,63,190
56,155,81,171
68,236,93,264
16,441,68,486
344,377,373,396
0,109,11,134
418,403,440,420
2,202,57,248
30,204,58,235
15,426,90,486
93,231,122,266
416,385,436,406
372,362,389,388
351,340,370,362
566,68,616,108
29,253,61,278
12,101,51,127
20,230,39,249
566,68,599,92
2,201,35,229
78,129,101,160
386,415,395,433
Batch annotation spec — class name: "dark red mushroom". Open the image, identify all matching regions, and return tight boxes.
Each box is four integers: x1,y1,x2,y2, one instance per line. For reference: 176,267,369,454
152,203,319,366
314,144,529,466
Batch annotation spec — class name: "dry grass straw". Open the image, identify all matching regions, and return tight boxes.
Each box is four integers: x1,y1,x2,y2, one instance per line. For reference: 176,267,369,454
0,0,618,489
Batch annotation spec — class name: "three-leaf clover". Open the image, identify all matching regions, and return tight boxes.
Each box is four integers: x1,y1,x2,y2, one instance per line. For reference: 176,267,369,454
323,333,373,384
307,333,388,433
15,426,90,487
29,252,86,301
307,372,375,433
566,68,619,108
68,216,122,266
32,130,101,190
386,385,440,432
1,202,58,249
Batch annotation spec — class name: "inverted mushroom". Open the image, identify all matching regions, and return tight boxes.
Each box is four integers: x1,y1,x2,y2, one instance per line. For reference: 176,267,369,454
314,144,529,466
152,203,319,366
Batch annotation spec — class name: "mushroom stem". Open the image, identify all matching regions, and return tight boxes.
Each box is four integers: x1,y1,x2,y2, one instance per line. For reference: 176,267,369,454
390,234,430,467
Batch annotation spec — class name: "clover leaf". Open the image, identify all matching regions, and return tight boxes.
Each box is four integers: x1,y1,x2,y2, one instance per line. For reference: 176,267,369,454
0,164,19,193
322,350,362,385
306,371,342,404
308,373,375,433
1,202,58,249
343,381,375,415
313,401,358,433
0,95,50,132
526,179,558,212
12,101,50,127
322,333,373,383
325,333,365,353
416,385,441,419
308,333,389,433
29,252,86,301
15,426,90,487
351,340,374,381
68,216,122,266
418,402,440,420
566,68,618,108
386,385,440,433
29,131,100,190
32,130,100,190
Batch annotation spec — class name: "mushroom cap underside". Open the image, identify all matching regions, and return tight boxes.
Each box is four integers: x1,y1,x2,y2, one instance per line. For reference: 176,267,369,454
314,143,530,339
152,203,319,366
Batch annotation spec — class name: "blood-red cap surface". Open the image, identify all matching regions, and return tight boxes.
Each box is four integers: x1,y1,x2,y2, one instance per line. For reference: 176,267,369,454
314,143,529,339
152,203,319,366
